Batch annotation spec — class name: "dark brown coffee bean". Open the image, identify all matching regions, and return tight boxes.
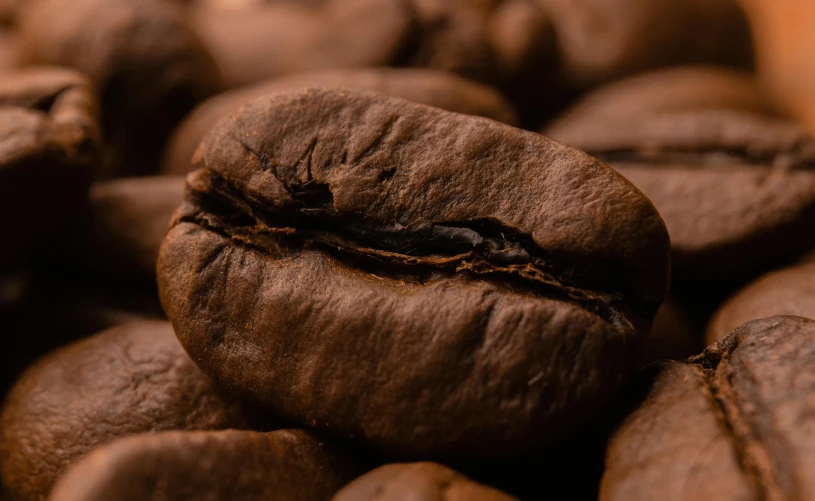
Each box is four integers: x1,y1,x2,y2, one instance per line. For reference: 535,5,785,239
333,463,518,501
0,321,268,501
68,176,185,281
157,88,670,458
405,0,498,83
487,0,558,125
17,0,222,178
0,274,165,398
48,429,360,501
0,67,99,268
601,315,815,501
536,0,753,89
546,66,774,143
190,0,414,89
546,69,815,284
707,262,815,344
162,68,518,176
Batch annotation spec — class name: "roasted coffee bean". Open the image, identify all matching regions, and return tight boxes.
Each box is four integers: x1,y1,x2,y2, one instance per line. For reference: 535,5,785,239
486,0,558,125
405,0,558,125
707,262,815,344
333,463,518,501
0,321,268,501
546,69,815,285
67,176,185,281
48,429,360,501
546,65,774,140
536,0,753,89
158,88,670,458
0,67,99,268
0,274,165,398
17,0,222,178
405,0,498,83
189,0,414,89
601,316,815,501
162,68,518,176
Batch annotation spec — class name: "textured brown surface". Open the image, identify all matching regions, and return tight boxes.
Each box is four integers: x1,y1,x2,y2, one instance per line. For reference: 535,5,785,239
601,316,815,501
190,0,414,89
49,429,359,501
69,176,185,280
333,463,518,501
162,68,518,175
546,70,815,283
0,67,99,268
158,87,670,458
0,321,266,501
537,0,753,88
707,262,815,344
17,0,221,178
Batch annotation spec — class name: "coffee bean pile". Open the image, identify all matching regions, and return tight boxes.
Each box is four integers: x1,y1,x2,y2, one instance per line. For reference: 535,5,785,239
1,1,814,500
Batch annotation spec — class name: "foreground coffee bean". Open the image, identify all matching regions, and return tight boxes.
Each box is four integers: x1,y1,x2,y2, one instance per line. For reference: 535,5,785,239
0,67,99,268
546,69,815,284
707,262,815,344
333,463,518,501
601,316,815,500
162,68,519,176
49,429,360,501
0,321,267,501
537,0,753,89
158,87,670,457
17,0,221,178
67,176,185,281
190,0,414,89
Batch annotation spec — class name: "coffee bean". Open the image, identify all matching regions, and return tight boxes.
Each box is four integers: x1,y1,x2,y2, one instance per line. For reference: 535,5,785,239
0,321,269,501
68,176,186,281
157,87,670,458
405,0,498,83
536,0,753,88
601,316,815,500
162,68,518,176
707,262,815,344
546,66,774,141
189,0,415,89
546,69,815,284
333,462,518,501
0,67,99,268
48,429,360,501
17,0,222,178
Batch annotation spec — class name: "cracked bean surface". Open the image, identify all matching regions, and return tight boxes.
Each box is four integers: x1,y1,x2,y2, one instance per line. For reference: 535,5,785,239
601,316,815,501
158,87,670,458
